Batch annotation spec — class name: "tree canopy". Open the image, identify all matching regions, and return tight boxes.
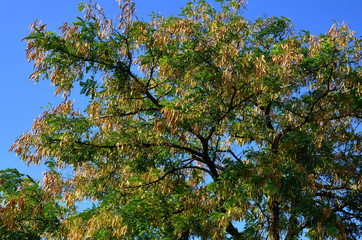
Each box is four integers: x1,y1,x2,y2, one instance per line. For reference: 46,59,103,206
3,0,362,239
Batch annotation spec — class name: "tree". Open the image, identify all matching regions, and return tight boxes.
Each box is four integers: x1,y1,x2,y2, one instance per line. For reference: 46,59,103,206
7,0,361,239
0,168,64,239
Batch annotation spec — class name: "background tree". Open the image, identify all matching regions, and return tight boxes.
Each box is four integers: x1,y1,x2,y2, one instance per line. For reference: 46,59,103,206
0,168,64,239
7,0,361,239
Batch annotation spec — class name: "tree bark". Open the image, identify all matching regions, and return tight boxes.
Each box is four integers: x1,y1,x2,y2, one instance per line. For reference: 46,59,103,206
285,202,299,240
226,222,244,239
179,230,190,240
268,198,280,240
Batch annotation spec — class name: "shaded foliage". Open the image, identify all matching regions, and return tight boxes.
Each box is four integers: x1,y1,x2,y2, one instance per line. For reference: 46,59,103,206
0,168,64,239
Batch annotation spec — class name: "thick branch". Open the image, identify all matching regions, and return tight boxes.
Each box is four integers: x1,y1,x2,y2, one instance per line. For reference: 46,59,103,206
226,222,244,239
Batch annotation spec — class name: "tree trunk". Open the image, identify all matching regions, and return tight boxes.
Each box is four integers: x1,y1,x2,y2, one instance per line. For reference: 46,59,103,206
268,198,280,240
285,202,299,240
226,222,244,239
179,231,190,240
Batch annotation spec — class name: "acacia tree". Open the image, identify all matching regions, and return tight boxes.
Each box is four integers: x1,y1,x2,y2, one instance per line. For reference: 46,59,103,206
6,0,361,239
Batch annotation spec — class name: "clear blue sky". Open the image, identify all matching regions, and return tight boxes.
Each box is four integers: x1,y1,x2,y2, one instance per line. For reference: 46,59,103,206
5,0,362,179
1,1,361,235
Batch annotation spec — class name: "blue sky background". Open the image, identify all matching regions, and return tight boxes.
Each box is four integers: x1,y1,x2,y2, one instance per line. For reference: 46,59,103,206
1,0,361,236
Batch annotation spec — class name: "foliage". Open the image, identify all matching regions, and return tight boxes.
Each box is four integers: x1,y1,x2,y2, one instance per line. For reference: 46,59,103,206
7,0,362,239
0,168,64,239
